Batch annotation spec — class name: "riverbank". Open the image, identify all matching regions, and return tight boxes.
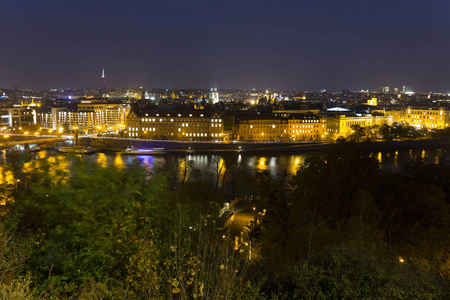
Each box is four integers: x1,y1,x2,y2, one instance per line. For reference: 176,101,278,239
79,137,450,154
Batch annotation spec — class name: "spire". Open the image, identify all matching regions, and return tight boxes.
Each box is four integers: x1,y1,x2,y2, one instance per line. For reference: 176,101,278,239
101,67,105,89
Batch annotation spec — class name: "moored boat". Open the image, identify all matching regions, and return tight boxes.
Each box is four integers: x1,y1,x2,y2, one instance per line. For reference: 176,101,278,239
58,146,96,154
30,146,41,152
121,147,166,155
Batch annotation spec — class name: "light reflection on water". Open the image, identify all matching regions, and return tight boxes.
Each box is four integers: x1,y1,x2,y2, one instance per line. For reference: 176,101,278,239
0,148,448,183
97,153,108,168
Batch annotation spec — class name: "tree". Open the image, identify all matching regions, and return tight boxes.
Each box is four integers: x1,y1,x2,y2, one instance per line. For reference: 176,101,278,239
348,124,366,142
3,160,173,291
379,124,393,141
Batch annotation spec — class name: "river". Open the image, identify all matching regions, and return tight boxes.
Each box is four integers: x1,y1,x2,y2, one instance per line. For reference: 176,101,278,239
0,147,449,184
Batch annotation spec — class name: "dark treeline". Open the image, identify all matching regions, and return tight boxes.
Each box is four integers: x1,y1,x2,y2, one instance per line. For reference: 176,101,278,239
0,142,449,299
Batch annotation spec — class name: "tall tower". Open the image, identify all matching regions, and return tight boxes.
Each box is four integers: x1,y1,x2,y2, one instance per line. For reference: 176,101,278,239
101,67,106,89
209,82,219,104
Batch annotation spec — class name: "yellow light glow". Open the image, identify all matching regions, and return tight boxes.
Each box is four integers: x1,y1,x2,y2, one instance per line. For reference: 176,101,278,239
258,157,267,170
114,154,124,168
97,153,108,168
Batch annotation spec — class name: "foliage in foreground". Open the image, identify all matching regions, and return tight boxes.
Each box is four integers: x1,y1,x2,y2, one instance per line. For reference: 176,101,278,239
0,146,449,299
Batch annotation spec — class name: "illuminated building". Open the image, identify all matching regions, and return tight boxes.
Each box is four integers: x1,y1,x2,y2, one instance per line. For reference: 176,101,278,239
0,107,36,128
366,96,378,106
327,113,392,139
235,114,326,141
405,107,450,129
236,117,288,141
126,108,224,140
209,83,219,104
373,108,404,123
37,100,129,132
288,115,327,141
36,107,65,130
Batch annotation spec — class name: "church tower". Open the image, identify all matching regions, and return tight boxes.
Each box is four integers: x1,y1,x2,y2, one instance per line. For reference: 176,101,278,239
209,82,219,104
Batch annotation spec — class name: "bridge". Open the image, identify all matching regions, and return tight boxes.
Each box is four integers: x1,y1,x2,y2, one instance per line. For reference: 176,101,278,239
0,134,70,149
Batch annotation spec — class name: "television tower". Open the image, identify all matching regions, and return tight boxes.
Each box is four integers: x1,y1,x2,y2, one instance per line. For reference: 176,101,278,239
101,67,105,89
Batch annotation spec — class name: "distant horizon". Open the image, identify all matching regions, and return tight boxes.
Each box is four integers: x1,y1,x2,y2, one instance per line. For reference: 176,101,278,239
1,84,445,95
2,0,450,93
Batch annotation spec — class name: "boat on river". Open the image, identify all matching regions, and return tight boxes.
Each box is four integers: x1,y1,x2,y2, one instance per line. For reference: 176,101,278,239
121,147,166,155
58,146,96,154
30,146,41,152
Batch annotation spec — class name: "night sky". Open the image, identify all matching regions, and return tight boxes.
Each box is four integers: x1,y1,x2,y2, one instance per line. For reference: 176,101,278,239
2,0,450,92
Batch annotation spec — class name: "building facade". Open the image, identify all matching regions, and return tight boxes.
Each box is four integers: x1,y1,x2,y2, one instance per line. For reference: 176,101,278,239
37,101,129,132
235,114,326,141
327,114,393,139
0,107,36,128
126,108,224,140
404,107,450,129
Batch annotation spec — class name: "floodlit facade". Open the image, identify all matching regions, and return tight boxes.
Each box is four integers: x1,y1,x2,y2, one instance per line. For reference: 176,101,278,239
37,102,129,132
237,118,289,141
236,114,326,141
405,107,450,129
288,116,327,141
126,109,224,140
327,114,393,139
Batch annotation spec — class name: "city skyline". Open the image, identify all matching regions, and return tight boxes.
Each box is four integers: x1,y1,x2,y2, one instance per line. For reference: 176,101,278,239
2,0,450,92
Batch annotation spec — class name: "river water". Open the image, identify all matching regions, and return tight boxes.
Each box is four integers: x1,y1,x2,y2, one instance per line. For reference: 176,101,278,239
0,147,449,184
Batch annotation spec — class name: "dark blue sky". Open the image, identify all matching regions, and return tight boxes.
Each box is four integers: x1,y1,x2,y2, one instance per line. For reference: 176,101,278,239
2,0,450,92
